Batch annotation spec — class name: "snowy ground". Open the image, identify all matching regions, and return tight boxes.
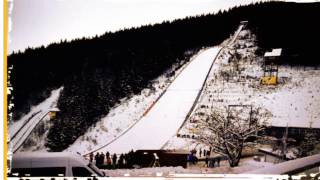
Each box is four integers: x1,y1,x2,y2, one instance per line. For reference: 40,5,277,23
102,157,273,177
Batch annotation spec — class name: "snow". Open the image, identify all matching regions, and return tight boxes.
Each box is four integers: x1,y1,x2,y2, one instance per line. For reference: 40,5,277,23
164,28,320,151
101,157,273,177
264,48,282,57
91,47,222,154
11,25,320,177
8,87,63,138
66,58,194,155
8,87,63,153
251,68,320,128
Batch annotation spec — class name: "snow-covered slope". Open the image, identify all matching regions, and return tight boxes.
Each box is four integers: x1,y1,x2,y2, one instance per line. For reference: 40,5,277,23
164,29,320,151
66,56,195,154
88,47,222,154
9,87,63,152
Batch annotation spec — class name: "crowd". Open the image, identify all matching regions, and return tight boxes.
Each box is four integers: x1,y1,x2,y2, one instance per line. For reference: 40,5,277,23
89,150,139,169
89,147,223,169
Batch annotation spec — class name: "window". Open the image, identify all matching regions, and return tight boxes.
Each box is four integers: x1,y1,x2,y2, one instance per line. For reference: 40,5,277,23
72,167,93,177
11,167,65,177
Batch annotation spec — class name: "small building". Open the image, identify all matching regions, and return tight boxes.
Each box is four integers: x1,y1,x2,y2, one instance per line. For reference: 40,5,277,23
261,48,282,85
48,107,60,120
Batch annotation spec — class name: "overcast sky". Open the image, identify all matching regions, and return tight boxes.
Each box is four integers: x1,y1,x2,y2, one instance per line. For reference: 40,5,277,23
8,0,318,53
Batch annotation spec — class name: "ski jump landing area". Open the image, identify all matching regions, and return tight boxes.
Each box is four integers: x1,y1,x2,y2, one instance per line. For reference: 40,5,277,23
102,47,222,154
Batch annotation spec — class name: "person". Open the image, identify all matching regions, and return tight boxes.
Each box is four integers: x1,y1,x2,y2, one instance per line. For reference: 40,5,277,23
216,156,221,167
205,154,209,167
199,149,202,158
95,152,100,166
152,153,160,167
187,152,194,167
107,155,112,166
112,153,117,168
211,158,216,168
207,149,211,157
124,153,128,168
203,149,206,157
89,152,94,163
118,154,124,169
193,155,198,164
100,152,105,166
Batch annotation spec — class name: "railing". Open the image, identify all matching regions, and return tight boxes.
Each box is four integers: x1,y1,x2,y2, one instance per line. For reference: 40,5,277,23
246,153,320,175
11,111,50,153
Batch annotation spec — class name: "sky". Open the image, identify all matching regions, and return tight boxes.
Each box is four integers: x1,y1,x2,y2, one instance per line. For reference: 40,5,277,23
7,0,319,53
8,0,267,54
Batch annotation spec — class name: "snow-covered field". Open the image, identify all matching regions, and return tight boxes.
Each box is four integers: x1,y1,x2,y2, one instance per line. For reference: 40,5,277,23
101,157,273,177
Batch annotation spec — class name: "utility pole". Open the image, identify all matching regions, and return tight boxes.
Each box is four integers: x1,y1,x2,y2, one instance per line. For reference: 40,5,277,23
281,123,289,161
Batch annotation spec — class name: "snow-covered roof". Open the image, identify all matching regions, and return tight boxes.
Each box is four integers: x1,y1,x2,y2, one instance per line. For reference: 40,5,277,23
49,107,60,112
240,20,248,25
264,48,282,57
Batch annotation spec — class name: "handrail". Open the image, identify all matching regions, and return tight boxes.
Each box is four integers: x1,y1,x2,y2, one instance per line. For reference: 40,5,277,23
246,153,320,175
9,110,42,140
11,111,50,153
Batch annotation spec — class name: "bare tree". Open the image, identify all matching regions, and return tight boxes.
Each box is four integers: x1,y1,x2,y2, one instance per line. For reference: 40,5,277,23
195,106,271,167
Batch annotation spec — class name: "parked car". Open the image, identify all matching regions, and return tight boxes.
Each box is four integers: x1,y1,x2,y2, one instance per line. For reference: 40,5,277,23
9,152,106,177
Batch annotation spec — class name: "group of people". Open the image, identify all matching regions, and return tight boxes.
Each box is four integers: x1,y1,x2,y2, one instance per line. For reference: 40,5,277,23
188,147,223,168
205,156,221,168
89,151,127,169
89,150,140,169
199,147,211,158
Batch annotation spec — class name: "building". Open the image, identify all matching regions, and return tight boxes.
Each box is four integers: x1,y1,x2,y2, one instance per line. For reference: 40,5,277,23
48,107,60,120
261,48,282,85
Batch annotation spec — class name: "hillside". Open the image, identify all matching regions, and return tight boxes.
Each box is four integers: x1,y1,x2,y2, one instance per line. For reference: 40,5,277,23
164,28,320,154
8,1,320,151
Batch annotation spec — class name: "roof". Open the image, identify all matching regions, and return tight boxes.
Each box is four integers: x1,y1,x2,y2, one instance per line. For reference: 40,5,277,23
240,20,248,25
264,48,282,57
12,152,88,168
49,107,60,112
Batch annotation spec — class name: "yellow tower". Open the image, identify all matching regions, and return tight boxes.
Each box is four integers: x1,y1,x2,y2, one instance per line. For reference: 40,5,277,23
261,48,282,85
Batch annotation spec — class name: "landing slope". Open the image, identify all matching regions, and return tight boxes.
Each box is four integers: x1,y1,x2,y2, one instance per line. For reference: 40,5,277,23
102,47,221,154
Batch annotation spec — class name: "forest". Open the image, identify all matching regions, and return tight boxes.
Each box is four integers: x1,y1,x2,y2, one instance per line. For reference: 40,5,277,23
8,1,320,151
